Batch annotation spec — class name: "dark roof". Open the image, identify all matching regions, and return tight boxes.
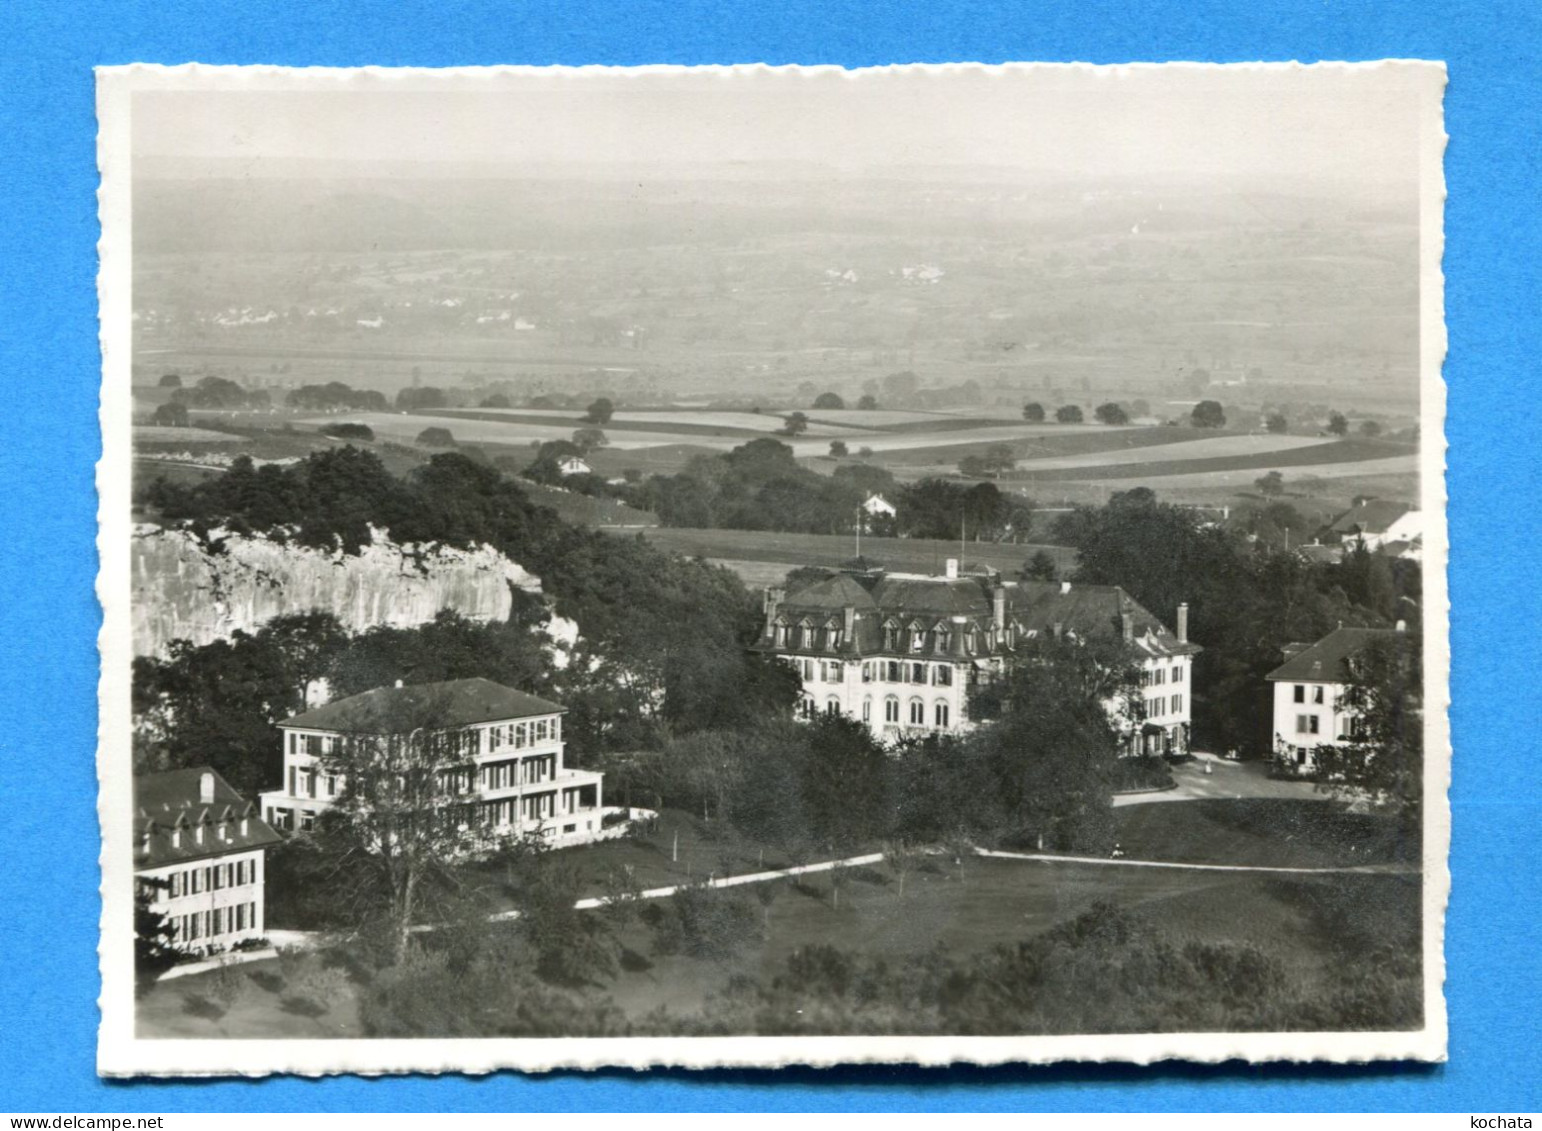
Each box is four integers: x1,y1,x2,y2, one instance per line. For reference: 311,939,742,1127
283,678,564,733
1328,499,1414,536
1265,626,1411,683
134,767,282,870
765,572,1198,660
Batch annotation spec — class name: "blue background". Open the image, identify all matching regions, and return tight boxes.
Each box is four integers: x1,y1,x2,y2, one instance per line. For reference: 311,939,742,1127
1,0,1537,1113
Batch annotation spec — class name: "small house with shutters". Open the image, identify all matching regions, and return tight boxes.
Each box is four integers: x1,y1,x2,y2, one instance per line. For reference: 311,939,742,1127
134,768,281,955
1265,624,1411,775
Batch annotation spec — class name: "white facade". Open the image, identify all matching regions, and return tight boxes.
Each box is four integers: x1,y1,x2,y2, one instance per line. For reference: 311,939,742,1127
260,706,607,847
790,651,992,739
137,848,266,954
1270,677,1360,773
1133,653,1196,755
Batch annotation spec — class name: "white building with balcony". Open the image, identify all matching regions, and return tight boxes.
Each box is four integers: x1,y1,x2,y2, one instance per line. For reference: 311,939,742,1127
756,560,1200,754
259,677,606,848
135,767,281,955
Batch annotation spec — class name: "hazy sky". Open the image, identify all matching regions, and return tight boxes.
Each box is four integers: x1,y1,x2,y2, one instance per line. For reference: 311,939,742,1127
130,64,1436,187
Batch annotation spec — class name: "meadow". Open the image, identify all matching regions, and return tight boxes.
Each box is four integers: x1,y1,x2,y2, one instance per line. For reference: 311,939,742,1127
139,798,1420,1039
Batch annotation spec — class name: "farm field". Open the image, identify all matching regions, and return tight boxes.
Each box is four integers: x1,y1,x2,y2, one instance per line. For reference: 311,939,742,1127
632,527,1078,581
133,424,246,444
1080,454,1418,489
1009,433,1333,472
1017,437,1416,483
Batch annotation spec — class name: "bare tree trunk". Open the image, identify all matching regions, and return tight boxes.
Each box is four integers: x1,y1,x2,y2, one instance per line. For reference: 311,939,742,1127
395,865,418,964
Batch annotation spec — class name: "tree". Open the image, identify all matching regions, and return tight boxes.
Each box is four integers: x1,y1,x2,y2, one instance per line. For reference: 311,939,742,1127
134,879,179,992
314,689,489,962
958,454,989,479
396,387,448,411
1313,635,1422,820
829,440,849,458
779,412,809,437
1360,420,1383,438
857,446,874,459
322,422,375,442
1327,411,1349,437
856,394,878,411
1265,412,1289,434
813,392,845,410
1255,470,1285,497
970,635,1135,851
1022,550,1058,581
152,402,190,428
1191,400,1226,429
1022,402,1046,423
1094,402,1130,426
157,373,182,389
416,426,456,447
572,427,609,453
583,397,615,425
1055,405,1083,424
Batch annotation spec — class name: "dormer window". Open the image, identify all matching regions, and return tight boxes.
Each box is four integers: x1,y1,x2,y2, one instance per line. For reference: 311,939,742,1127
935,625,951,653
908,622,926,653
883,620,900,651
798,619,815,649
773,619,790,648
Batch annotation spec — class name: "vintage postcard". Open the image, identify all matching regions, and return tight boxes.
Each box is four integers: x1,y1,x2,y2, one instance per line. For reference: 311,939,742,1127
97,62,1450,1075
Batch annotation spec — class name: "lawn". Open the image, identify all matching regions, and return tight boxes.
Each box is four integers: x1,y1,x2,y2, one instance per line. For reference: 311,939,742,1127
142,797,1422,1038
630,526,1079,578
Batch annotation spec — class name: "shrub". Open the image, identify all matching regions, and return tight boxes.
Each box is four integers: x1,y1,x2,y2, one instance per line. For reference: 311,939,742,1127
1110,755,1176,792
322,422,375,442
649,883,762,961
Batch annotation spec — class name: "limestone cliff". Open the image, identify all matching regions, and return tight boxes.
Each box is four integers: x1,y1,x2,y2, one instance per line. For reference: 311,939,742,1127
132,524,547,657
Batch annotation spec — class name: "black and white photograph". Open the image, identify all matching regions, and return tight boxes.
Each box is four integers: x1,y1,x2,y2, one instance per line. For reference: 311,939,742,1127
96,62,1449,1074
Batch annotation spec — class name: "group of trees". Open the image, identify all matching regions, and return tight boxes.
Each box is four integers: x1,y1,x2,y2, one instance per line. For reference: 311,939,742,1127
1051,488,1421,759
168,375,270,410
896,477,1033,541
620,635,1136,858
286,382,389,412
135,446,803,789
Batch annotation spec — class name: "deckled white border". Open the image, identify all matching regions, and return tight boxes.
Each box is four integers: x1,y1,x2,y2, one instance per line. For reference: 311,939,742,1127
96,61,1450,1077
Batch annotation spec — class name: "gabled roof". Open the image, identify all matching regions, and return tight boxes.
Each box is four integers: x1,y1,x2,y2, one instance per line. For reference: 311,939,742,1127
1265,626,1411,683
1328,499,1415,536
283,677,564,733
134,767,282,869
1007,580,1196,656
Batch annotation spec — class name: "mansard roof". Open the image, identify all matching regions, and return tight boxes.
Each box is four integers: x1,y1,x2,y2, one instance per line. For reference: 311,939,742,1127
283,677,564,733
134,767,282,870
767,571,1199,658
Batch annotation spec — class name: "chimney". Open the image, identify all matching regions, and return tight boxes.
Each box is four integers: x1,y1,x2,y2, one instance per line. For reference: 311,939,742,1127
763,587,784,635
944,558,959,580
992,585,1006,632
1177,603,1189,644
1121,612,1134,642
951,614,968,657
842,605,856,643
1060,580,1071,596
199,771,215,805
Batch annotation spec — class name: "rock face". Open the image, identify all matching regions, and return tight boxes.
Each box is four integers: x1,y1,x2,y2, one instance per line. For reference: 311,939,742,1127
133,524,545,657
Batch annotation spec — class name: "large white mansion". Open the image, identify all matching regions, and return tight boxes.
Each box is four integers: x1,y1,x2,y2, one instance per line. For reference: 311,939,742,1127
259,677,606,848
757,560,1200,754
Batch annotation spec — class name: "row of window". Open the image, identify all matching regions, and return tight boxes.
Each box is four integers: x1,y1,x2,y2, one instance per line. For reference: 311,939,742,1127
480,754,556,791
795,658,960,688
287,766,338,800
1142,694,1184,719
774,622,994,656
149,858,259,901
487,717,559,752
1142,665,1186,687
171,902,258,943
800,696,956,728
1293,715,1366,738
479,791,558,826
286,718,561,761
1292,684,1328,705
